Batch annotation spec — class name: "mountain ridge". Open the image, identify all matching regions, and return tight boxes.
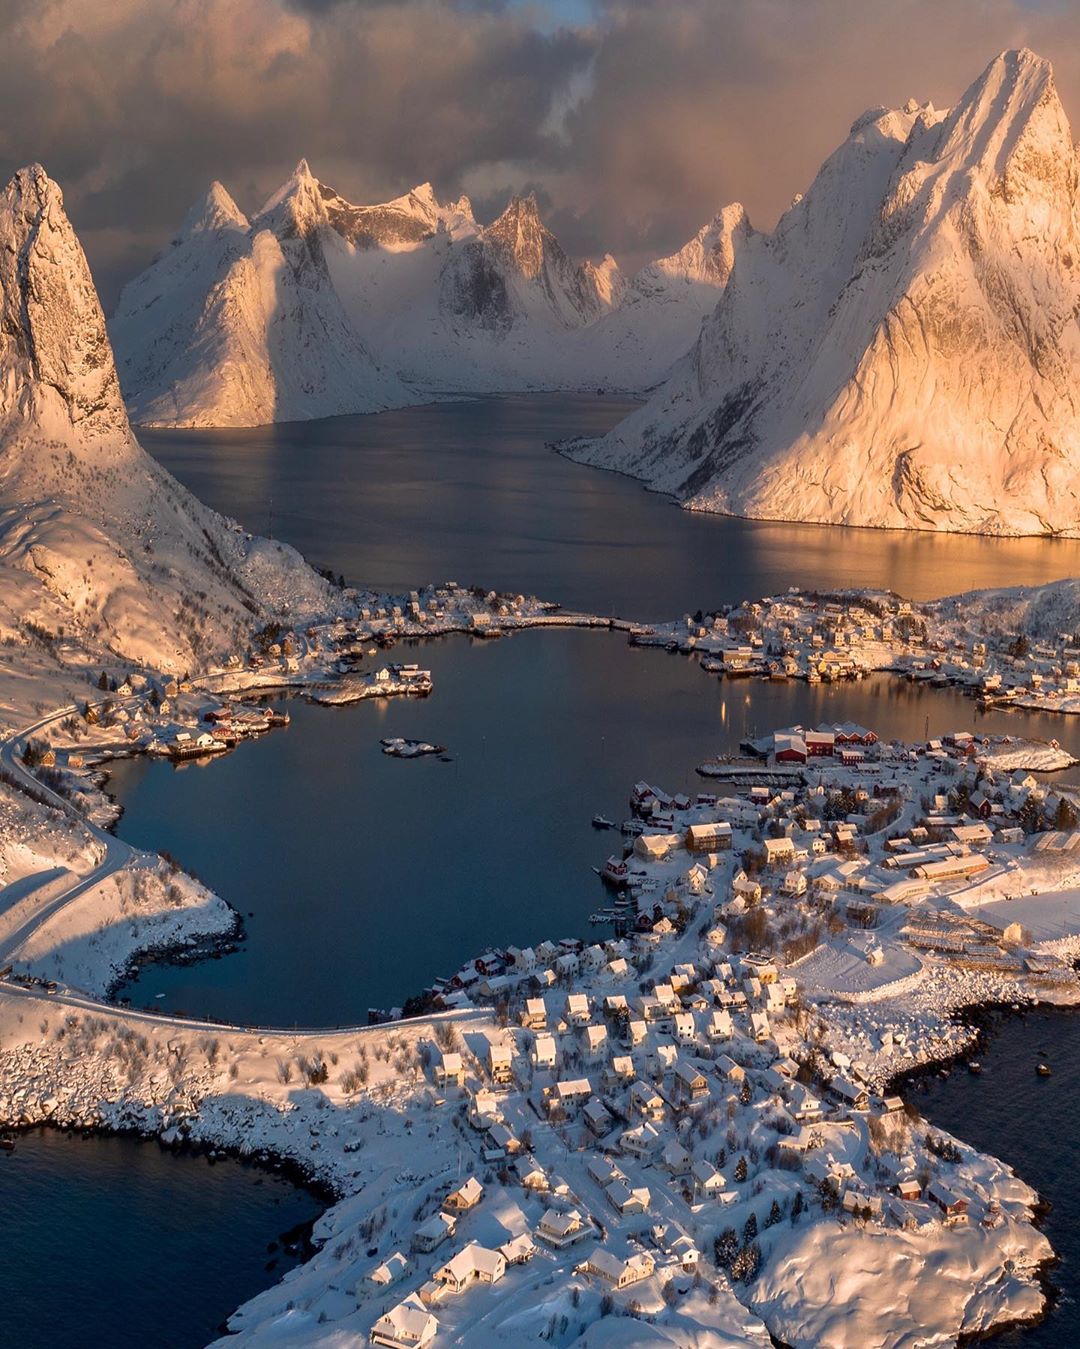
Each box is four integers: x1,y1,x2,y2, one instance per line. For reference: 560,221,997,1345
109,173,741,424
0,163,333,682
570,47,1080,538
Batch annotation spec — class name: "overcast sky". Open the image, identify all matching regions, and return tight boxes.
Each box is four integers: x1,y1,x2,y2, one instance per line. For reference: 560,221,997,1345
4,0,1080,309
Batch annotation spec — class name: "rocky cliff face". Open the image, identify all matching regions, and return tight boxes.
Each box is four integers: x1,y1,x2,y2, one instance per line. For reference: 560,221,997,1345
440,194,609,329
0,165,331,672
574,49,1080,537
0,165,130,446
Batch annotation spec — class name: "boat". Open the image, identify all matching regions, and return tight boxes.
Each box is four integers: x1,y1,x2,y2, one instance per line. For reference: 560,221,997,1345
968,1061,982,1074
1037,1063,1052,1077
620,819,645,836
0,1138,14,1152
592,815,616,830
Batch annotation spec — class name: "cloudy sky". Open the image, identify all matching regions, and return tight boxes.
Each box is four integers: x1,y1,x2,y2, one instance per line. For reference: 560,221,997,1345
4,0,1080,308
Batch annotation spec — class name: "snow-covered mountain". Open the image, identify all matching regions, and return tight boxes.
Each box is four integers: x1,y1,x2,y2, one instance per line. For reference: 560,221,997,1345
109,161,411,427
572,49,1080,537
111,170,740,423
0,165,332,675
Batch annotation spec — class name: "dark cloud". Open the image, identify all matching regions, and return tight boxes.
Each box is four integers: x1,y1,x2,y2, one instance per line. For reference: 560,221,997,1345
2,0,1080,307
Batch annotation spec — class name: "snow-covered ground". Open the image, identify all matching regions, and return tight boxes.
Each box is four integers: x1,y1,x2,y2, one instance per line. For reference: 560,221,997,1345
5,151,1080,1349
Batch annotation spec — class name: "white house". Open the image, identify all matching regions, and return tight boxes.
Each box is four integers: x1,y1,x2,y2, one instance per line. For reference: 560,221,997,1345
584,1099,614,1136
580,1250,655,1290
536,1208,589,1249
499,1233,537,1266
764,837,796,866
412,1212,457,1253
442,1176,484,1214
692,1159,723,1196
368,1251,410,1288
582,1023,608,1061
605,1179,651,1215
370,1299,438,1349
661,1139,693,1175
619,1121,663,1160
832,1076,870,1110
488,1042,513,1085
434,1242,506,1295
434,1050,464,1087
514,1156,549,1191
531,1033,557,1071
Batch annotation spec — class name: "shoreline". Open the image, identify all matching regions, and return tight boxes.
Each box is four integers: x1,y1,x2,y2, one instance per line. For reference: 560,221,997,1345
8,605,1080,1345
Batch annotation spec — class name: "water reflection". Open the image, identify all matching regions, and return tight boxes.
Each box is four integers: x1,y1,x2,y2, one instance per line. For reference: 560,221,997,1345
110,634,1080,1028
140,395,1080,620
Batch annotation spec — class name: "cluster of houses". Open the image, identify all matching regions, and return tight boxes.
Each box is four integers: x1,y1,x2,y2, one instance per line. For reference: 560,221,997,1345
216,713,1063,1346
628,585,1080,717
365,921,993,1345
630,591,914,683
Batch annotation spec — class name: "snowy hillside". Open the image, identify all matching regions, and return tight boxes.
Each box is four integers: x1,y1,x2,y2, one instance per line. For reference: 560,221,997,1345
573,49,1080,538
0,164,333,687
111,171,739,422
109,161,412,427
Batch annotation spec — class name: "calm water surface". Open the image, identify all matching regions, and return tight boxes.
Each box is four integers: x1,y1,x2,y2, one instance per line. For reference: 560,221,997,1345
141,395,1080,620
914,1008,1080,1348
110,639,1080,1027
0,1128,321,1349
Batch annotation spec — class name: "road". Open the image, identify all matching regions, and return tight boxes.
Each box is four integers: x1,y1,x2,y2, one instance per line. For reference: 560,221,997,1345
0,702,136,960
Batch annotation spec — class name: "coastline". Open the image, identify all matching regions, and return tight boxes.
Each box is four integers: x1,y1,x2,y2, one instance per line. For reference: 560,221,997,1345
7,592,1080,1345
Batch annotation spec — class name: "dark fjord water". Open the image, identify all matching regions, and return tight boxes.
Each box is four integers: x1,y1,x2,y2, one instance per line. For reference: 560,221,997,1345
119,392,1080,1026
140,394,1080,620
915,1009,1080,1348
0,1128,321,1349
110,644,1080,1027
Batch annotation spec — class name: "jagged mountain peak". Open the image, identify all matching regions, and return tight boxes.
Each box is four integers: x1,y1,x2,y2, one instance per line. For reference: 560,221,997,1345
649,203,753,288
580,253,626,311
0,164,129,441
485,193,558,281
179,180,249,240
574,47,1080,538
931,48,1071,203
406,182,439,213
254,159,328,237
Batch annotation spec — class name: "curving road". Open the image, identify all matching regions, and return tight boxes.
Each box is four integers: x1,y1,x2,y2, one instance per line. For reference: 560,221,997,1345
0,701,134,971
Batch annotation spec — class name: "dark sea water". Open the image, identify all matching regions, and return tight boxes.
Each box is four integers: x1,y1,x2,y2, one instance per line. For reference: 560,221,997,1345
913,1008,1080,1348
140,395,1080,621
0,1128,322,1349
109,646,1080,1028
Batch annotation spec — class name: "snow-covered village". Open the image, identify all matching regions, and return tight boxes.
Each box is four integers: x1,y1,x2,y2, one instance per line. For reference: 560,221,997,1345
11,7,1080,1349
